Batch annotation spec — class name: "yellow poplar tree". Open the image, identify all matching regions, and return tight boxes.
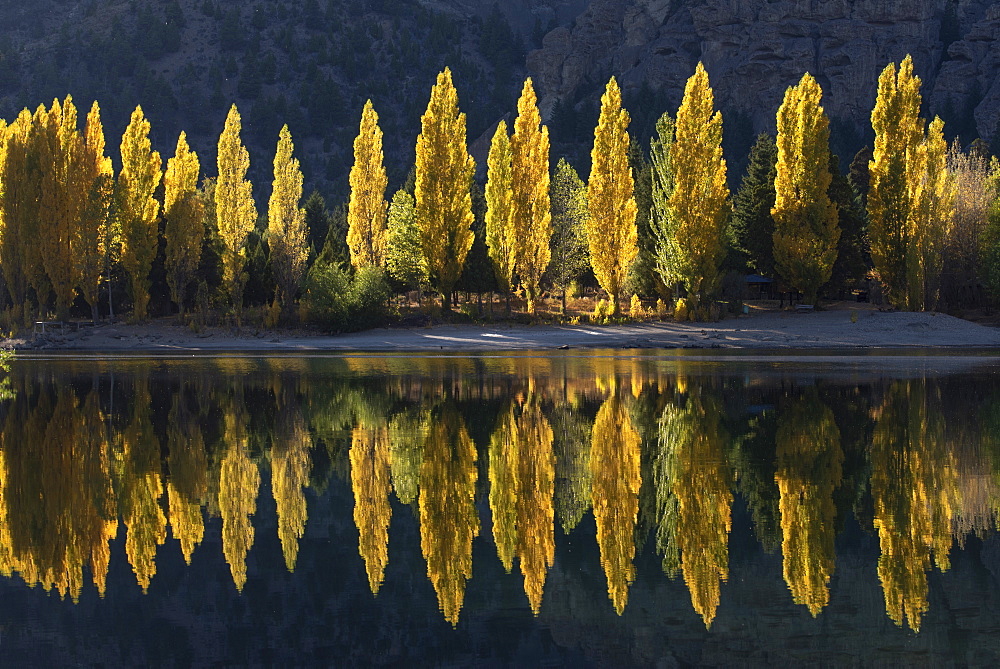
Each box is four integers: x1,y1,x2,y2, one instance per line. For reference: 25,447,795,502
415,68,476,309
347,100,388,268
666,63,729,317
868,56,923,308
23,105,51,310
590,392,641,615
163,131,204,316
907,116,955,310
0,111,39,318
774,392,842,617
267,124,308,317
771,73,841,306
511,78,551,314
115,106,162,321
588,77,637,316
39,96,87,319
0,109,35,316
485,121,516,310
419,404,479,626
75,102,114,322
216,104,258,325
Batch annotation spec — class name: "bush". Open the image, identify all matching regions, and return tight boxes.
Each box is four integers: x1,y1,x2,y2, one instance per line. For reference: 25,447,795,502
656,298,668,319
630,294,644,318
592,299,613,322
674,297,690,322
304,263,391,332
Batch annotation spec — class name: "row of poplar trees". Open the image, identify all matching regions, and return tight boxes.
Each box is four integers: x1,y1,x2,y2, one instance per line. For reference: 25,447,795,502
384,56,977,320
0,99,308,325
0,55,989,326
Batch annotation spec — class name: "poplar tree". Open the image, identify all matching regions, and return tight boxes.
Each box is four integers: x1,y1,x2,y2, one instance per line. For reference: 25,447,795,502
649,112,677,287
510,78,551,314
347,100,388,268
907,117,955,310
771,73,840,306
587,77,637,316
548,158,590,313
216,104,257,324
869,56,923,308
115,105,162,321
23,105,51,309
39,96,85,319
164,131,204,316
0,117,7,306
665,63,729,317
75,101,114,322
485,121,515,311
0,109,34,316
414,68,476,309
268,125,308,318
385,190,426,293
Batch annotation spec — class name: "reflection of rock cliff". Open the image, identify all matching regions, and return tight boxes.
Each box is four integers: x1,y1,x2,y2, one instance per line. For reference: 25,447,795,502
528,0,1000,145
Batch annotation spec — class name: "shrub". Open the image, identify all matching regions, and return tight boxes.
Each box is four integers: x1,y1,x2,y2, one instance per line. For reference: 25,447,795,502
656,298,668,319
592,299,612,322
630,294,643,318
674,297,690,322
304,263,391,332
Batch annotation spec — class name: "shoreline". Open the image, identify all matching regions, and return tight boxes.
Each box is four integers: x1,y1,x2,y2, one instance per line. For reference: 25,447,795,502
5,308,1000,354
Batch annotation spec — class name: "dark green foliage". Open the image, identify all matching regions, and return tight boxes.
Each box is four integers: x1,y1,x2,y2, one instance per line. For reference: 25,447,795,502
827,155,869,297
730,134,777,276
626,139,660,296
304,190,331,254
848,146,872,208
456,182,496,298
304,264,391,332
317,202,350,268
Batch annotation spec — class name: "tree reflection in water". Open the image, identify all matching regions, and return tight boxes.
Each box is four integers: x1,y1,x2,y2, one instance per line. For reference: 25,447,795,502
0,356,992,632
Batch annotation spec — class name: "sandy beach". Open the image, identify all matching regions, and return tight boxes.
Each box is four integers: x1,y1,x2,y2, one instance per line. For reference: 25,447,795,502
6,304,1000,354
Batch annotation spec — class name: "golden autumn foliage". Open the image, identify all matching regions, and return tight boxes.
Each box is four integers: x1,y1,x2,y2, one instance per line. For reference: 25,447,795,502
588,77,637,316
657,391,732,628
867,54,957,311
166,395,207,565
485,121,516,302
115,105,162,321
870,381,959,632
488,399,555,613
215,104,257,325
510,79,552,314
267,124,309,316
415,68,476,309
38,96,86,319
76,101,114,322
665,63,729,315
590,393,641,615
772,73,840,305
774,392,843,617
163,131,204,315
121,378,167,593
219,400,260,592
350,425,392,593
347,100,388,269
272,403,312,573
419,404,479,626
907,116,955,310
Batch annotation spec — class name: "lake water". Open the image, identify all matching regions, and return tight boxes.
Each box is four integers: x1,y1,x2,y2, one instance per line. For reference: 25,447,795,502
1,351,1000,665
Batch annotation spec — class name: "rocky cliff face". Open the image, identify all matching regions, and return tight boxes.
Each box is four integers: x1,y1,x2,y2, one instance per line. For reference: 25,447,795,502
528,0,1000,147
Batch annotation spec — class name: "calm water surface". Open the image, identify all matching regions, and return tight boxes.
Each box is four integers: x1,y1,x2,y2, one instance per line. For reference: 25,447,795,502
2,351,1000,665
